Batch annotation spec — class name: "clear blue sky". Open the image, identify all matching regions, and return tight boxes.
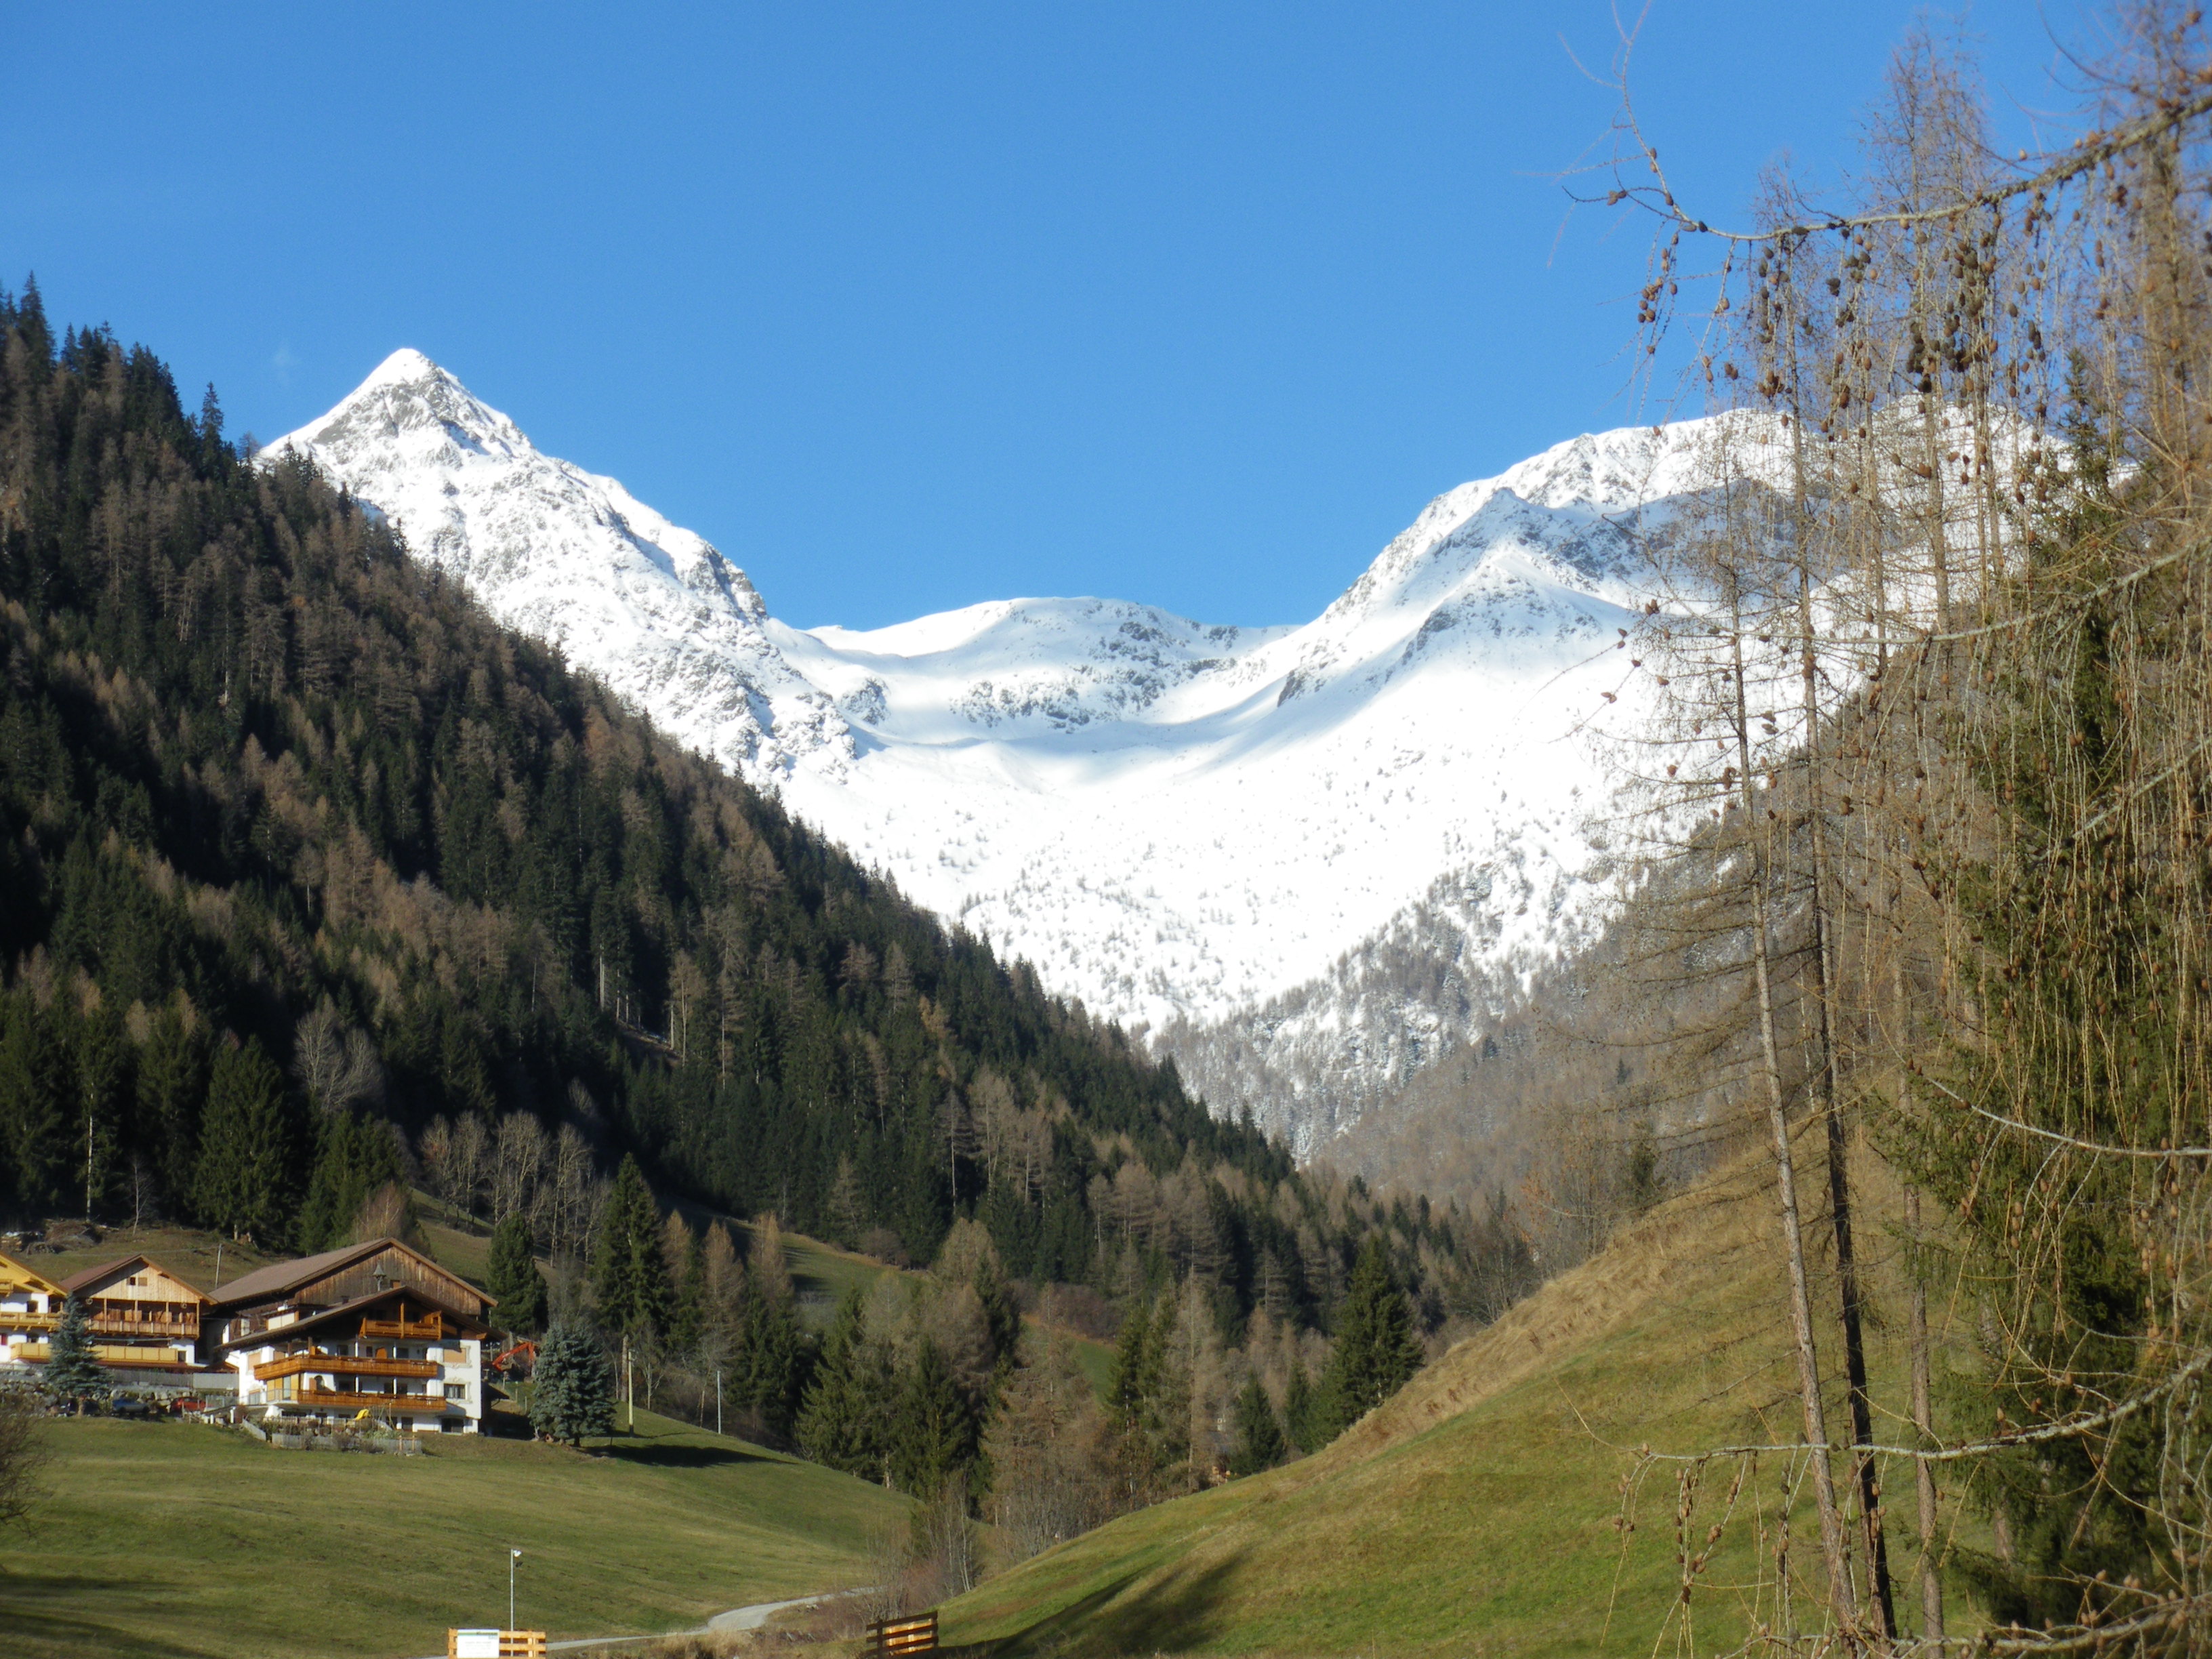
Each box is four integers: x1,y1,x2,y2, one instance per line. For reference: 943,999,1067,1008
7,4,2074,629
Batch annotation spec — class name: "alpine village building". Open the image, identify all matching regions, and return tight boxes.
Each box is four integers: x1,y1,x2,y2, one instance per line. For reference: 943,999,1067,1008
211,1240,493,1433
0,1252,211,1375
0,1237,493,1433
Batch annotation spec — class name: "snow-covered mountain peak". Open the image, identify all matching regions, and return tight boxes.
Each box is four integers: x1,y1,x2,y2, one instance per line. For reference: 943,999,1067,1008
264,356,840,777
276,349,1729,1149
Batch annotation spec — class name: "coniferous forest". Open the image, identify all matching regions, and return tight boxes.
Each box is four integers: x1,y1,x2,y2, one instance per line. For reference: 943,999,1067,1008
0,285,1534,1509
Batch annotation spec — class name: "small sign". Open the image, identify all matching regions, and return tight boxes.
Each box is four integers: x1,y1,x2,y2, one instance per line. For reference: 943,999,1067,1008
453,1633,501,1659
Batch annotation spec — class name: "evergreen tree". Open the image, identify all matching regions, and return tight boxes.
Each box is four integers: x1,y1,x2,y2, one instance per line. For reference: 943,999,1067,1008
1105,1298,1153,1424
797,1286,891,1476
1227,1376,1286,1477
296,1112,402,1251
969,1249,1023,1391
734,1250,811,1439
662,1211,703,1356
1104,1290,1187,1482
70,1002,128,1217
486,1212,546,1337
591,1155,670,1338
1318,1237,1422,1437
41,1294,106,1412
191,1039,296,1245
0,993,70,1213
894,1337,979,1496
134,1005,205,1214
1282,1360,1321,1456
528,1321,615,1449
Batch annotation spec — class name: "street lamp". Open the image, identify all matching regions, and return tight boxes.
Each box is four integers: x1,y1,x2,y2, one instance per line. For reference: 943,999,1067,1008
509,1547,522,1631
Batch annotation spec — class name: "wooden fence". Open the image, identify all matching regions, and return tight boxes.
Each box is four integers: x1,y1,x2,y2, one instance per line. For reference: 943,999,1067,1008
866,1610,939,1654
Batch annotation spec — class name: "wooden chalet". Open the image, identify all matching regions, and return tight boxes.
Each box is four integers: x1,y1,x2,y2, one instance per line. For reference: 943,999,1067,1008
211,1238,493,1433
55,1254,214,1373
0,1252,68,1370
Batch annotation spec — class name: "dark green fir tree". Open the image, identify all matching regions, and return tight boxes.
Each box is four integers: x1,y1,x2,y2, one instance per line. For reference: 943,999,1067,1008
1282,1360,1322,1455
486,1213,547,1338
734,1253,811,1439
1318,1236,1423,1437
1227,1376,1287,1477
893,1336,978,1496
191,1039,296,1245
590,1155,670,1339
796,1286,890,1476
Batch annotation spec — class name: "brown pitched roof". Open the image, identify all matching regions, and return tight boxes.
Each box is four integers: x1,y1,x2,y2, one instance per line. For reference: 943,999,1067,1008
207,1240,386,1309
59,1254,213,1303
207,1237,487,1315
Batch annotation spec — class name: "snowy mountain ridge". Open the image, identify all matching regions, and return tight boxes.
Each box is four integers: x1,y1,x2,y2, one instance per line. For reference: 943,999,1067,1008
266,350,1713,1149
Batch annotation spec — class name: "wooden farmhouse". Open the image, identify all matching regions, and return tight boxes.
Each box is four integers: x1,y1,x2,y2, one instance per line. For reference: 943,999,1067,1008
0,1252,68,1370
55,1254,214,1373
209,1238,493,1433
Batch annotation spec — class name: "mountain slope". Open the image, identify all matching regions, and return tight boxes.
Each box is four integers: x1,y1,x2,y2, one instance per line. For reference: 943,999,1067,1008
938,1138,1978,1657
1,300,1405,1316
269,354,1715,1148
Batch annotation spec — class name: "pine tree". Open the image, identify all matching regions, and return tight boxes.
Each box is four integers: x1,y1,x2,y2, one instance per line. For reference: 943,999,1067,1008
1105,1298,1152,1424
1227,1376,1286,1477
797,1286,890,1476
591,1155,670,1338
0,992,70,1213
134,1004,205,1213
969,1249,1022,1390
661,1211,703,1356
528,1321,615,1449
1282,1361,1321,1456
486,1212,546,1337
1319,1237,1422,1435
296,1111,402,1251
191,1038,296,1244
42,1294,107,1412
894,1337,979,1496
735,1250,811,1439
71,1002,128,1218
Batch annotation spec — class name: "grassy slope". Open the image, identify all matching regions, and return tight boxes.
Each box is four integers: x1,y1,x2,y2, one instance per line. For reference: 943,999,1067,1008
944,1135,1982,1658
4,1408,905,1659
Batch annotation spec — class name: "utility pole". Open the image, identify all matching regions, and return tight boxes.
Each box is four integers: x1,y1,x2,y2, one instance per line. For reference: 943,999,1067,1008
509,1547,521,1631
716,1367,722,1437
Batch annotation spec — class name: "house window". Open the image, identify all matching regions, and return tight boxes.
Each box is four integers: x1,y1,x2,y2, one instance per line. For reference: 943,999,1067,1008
445,1384,467,1399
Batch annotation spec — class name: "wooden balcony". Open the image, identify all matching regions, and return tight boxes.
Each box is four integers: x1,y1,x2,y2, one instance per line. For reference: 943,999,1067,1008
255,1351,440,1383
87,1311,201,1340
361,1312,443,1340
281,1384,453,1414
1,1311,59,1331
12,1341,192,1367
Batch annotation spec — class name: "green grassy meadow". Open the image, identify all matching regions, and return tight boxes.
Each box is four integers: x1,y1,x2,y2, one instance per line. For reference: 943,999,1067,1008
941,1137,1987,1658
2,1409,906,1659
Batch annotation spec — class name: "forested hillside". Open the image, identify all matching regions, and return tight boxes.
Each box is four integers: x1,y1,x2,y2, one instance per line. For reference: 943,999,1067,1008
0,285,1528,1353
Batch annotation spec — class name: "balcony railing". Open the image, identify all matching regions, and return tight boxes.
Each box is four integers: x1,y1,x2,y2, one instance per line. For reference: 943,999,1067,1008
361,1311,444,1340
14,1341,192,1366
87,1313,201,1340
281,1385,454,1414
256,1351,440,1382
0,1311,59,1330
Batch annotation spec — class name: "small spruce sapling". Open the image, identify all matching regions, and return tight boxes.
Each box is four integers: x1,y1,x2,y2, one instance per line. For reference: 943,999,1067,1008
529,1322,615,1449
42,1295,108,1414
